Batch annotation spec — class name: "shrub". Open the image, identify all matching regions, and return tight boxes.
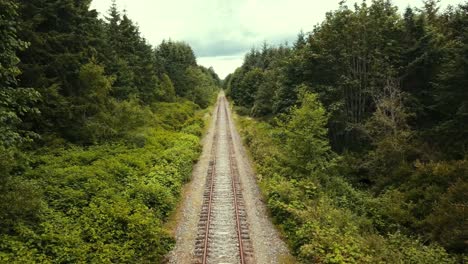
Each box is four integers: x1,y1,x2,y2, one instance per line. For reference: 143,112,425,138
0,100,208,262
236,111,456,263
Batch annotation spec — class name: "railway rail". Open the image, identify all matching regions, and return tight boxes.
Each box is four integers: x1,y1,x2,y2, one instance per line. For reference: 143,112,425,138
193,97,253,264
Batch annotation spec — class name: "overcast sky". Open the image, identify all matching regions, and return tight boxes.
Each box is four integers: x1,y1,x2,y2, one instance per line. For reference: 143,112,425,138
90,0,465,78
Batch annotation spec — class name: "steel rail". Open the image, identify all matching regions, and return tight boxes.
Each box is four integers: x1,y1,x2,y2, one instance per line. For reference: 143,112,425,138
201,101,221,264
224,98,246,264
199,97,249,264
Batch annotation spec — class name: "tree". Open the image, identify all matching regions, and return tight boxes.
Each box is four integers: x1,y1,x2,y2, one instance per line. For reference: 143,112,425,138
0,0,42,239
120,14,160,104
104,4,161,104
238,68,264,108
105,0,121,43
185,66,217,108
252,70,277,116
430,3,468,157
227,68,245,105
17,0,103,139
272,49,301,114
364,77,413,185
104,2,135,100
158,74,176,102
155,40,197,97
423,0,441,24
294,30,307,50
0,0,40,148
278,90,332,173
76,60,114,116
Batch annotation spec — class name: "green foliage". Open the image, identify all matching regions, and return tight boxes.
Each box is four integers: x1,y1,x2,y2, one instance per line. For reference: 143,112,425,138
0,88,40,147
0,0,40,148
251,69,278,116
0,100,208,262
76,60,114,113
426,178,466,253
238,68,264,108
104,7,162,104
430,3,468,157
16,0,104,139
0,3,42,246
0,0,220,261
404,159,468,253
185,66,218,108
83,98,154,144
227,0,467,259
158,73,177,102
153,41,219,105
277,91,333,173
237,115,456,263
155,40,197,97
152,100,200,131
13,0,219,143
227,0,466,155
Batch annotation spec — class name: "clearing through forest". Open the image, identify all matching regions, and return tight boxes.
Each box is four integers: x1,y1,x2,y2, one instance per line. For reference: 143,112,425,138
168,93,290,264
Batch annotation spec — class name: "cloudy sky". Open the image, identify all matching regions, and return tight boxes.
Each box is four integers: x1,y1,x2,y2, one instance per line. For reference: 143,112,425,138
90,0,464,78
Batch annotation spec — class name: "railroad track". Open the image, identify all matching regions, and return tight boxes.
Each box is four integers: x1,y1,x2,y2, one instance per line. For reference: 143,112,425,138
193,97,254,264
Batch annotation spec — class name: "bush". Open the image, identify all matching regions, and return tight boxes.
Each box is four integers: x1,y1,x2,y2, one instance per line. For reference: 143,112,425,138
236,111,455,263
234,106,251,116
0,101,208,262
152,101,199,130
83,98,155,143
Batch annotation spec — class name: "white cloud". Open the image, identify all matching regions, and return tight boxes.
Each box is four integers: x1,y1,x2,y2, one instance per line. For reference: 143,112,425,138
197,54,245,79
90,0,465,78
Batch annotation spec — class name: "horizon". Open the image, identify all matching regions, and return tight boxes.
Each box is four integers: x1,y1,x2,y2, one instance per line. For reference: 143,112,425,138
90,0,465,78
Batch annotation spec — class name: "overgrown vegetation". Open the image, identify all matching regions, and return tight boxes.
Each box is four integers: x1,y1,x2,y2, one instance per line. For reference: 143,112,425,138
228,0,467,262
237,93,457,263
0,0,218,261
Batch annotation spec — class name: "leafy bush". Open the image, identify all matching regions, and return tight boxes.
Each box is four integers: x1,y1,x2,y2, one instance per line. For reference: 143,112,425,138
84,98,155,143
236,102,456,263
405,159,468,253
0,101,208,262
151,101,199,130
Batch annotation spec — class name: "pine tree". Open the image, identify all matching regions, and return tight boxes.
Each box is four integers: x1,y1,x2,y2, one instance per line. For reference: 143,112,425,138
158,74,176,102
155,40,197,97
17,0,104,140
0,0,40,147
294,30,307,49
431,3,468,157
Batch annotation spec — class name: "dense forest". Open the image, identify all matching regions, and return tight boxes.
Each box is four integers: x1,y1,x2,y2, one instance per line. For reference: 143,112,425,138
226,0,467,263
0,0,219,262
1,0,466,262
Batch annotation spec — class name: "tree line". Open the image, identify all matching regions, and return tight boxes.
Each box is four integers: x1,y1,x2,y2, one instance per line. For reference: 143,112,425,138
0,0,219,261
227,0,466,261
2,0,219,148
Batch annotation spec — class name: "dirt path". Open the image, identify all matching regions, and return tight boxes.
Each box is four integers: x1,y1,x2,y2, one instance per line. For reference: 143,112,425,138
168,93,290,264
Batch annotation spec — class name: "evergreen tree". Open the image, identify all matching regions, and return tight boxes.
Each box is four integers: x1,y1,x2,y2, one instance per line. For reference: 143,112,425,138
252,70,277,116
0,0,40,147
294,30,307,49
17,0,103,140
278,91,332,173
158,74,176,102
119,14,160,103
155,40,197,97
431,3,468,157
238,68,264,108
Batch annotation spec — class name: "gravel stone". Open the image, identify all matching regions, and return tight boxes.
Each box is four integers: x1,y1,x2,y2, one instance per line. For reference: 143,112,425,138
168,94,291,264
